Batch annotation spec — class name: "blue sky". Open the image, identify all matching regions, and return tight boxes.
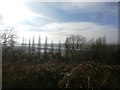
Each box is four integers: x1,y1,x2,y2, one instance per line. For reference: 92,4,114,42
25,2,118,27
0,1,118,43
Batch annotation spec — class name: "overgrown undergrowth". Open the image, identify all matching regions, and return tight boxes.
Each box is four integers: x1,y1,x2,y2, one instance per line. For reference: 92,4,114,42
3,61,120,88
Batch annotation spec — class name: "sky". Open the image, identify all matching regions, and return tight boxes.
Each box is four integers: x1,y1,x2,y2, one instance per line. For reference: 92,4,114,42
0,0,119,43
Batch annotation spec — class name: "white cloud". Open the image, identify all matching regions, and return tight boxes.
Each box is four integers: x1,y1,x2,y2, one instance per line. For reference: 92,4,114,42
0,22,118,44
61,2,103,12
41,22,118,43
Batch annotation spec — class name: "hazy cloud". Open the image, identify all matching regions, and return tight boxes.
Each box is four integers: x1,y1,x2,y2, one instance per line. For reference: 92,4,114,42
41,22,118,43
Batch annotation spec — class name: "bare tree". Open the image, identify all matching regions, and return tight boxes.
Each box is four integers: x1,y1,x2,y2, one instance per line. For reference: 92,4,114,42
58,40,62,60
44,37,48,54
58,40,61,53
43,37,48,62
65,37,69,58
28,38,31,57
64,35,87,62
0,28,17,63
0,28,17,49
37,35,41,61
76,35,80,50
21,37,24,52
32,36,35,55
24,38,26,51
51,41,54,54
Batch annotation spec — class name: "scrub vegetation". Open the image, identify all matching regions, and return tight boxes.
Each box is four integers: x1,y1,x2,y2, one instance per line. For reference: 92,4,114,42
1,29,120,89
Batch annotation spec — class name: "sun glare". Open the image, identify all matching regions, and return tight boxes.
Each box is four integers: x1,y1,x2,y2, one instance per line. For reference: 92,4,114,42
0,0,33,25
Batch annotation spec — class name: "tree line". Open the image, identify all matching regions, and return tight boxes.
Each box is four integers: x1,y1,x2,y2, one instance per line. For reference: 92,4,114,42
0,29,119,65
